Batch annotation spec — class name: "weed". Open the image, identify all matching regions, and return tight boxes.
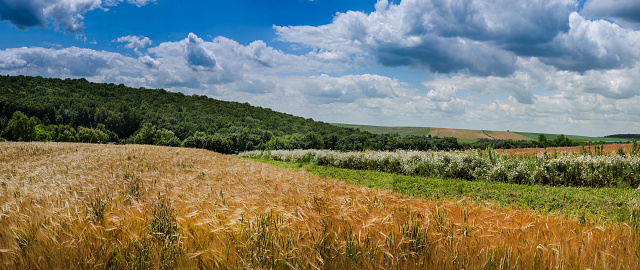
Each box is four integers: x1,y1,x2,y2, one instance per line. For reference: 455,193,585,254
88,192,110,223
106,236,152,270
125,172,143,200
240,211,297,269
399,216,429,256
150,193,178,239
12,223,38,251
149,193,182,269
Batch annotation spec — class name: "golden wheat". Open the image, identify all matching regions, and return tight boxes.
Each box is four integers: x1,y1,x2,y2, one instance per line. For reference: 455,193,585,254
0,142,638,269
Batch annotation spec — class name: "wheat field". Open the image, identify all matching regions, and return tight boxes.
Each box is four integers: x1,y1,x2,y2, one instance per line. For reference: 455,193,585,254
427,128,490,140
0,142,638,269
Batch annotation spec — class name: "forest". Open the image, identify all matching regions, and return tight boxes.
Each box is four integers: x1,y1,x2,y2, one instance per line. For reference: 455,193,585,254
0,75,579,153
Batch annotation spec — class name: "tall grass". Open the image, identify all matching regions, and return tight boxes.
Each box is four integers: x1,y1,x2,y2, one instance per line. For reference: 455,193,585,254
0,142,639,269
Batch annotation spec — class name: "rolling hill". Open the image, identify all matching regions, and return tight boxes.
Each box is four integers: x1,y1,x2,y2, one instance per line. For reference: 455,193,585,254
332,123,631,143
0,75,464,152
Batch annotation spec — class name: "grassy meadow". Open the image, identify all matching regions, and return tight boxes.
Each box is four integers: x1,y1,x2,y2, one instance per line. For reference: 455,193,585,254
331,124,432,137
253,158,640,224
1,142,640,269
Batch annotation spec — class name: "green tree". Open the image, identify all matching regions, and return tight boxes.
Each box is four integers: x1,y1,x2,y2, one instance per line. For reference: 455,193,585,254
3,111,37,141
134,123,158,145
76,127,109,143
34,125,51,141
538,134,548,147
301,132,324,149
156,128,181,147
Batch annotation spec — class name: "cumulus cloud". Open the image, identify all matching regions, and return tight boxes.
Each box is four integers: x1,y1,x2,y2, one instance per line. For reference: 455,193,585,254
0,32,353,90
138,54,159,68
470,92,640,136
122,0,156,7
280,74,411,103
0,0,154,33
0,0,47,29
540,13,640,71
426,86,457,102
423,71,536,104
275,0,640,76
185,33,217,69
421,57,640,106
147,33,351,87
215,73,413,106
115,35,152,49
276,0,576,76
3,27,640,135
0,46,143,78
540,64,640,100
582,0,640,28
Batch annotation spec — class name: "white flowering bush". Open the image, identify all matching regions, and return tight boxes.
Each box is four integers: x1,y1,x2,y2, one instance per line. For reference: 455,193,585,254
239,150,640,188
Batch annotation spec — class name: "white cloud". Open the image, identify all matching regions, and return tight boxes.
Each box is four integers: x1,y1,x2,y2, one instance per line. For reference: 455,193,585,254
138,54,159,68
275,0,640,77
0,46,141,77
115,35,152,49
3,27,640,136
0,33,353,90
411,55,640,134
426,86,457,102
421,57,640,103
275,0,576,76
0,0,155,33
582,0,640,28
422,69,536,104
124,0,156,7
185,33,217,69
542,12,640,71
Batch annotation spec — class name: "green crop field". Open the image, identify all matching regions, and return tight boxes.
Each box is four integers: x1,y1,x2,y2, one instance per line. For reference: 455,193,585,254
332,123,431,137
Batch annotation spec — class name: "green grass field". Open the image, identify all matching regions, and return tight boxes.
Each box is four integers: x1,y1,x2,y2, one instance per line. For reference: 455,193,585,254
332,123,431,137
252,158,640,223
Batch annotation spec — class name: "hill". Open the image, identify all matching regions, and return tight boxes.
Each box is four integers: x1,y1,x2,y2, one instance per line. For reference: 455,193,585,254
514,132,631,142
333,123,630,143
331,123,431,137
0,75,465,153
0,75,356,140
1,75,626,153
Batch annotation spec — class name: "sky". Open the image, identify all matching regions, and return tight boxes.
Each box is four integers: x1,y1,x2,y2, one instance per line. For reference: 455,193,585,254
1,0,640,136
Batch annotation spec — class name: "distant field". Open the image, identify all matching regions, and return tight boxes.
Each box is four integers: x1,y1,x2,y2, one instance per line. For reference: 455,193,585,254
427,127,488,140
489,131,533,140
333,123,629,142
514,132,631,142
332,123,431,137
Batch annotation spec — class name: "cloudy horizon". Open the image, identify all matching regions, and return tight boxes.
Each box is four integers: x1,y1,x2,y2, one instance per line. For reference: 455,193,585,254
1,0,640,137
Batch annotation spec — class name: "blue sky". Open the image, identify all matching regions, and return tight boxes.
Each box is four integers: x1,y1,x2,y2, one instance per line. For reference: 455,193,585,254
1,0,640,136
